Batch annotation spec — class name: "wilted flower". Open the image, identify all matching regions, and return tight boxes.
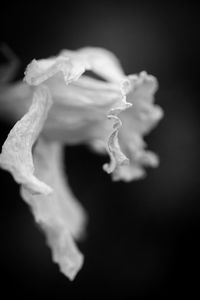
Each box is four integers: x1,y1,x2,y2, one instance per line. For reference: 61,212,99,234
0,46,163,280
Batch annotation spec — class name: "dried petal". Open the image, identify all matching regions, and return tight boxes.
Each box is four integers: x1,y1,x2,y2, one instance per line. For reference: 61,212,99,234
21,138,86,280
0,85,52,194
24,51,132,177
113,71,163,181
24,55,88,86
0,47,163,281
102,80,132,173
61,47,126,82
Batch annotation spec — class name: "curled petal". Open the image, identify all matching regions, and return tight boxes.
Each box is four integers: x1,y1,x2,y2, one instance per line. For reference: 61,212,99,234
103,115,129,174
61,47,126,83
21,138,86,280
22,51,162,183
41,74,132,176
0,46,164,281
127,71,163,134
23,48,133,177
114,72,163,181
103,81,132,173
24,55,88,86
0,86,52,194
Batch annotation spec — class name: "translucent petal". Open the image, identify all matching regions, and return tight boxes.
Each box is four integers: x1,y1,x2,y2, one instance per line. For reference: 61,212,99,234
61,47,126,83
21,138,86,280
43,75,132,175
24,52,132,177
0,85,52,194
42,76,129,139
24,55,88,86
0,46,164,281
113,72,163,181
126,72,163,135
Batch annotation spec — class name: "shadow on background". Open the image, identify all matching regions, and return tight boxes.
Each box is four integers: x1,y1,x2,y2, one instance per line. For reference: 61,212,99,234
0,1,200,298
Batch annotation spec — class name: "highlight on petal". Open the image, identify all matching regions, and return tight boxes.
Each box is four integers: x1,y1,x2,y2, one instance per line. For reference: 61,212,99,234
112,71,163,181
24,54,88,86
39,72,132,176
127,72,163,133
0,45,164,281
23,47,132,179
21,138,86,280
103,79,132,174
0,85,52,194
61,47,126,83
24,48,133,177
17,48,162,184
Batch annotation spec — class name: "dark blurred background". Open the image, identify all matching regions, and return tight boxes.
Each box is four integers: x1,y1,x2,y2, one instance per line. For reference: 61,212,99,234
0,0,200,298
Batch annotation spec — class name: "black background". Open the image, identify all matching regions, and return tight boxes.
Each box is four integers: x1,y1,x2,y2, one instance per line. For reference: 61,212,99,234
0,0,200,298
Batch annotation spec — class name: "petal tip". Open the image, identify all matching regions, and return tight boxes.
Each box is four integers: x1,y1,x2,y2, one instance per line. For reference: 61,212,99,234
60,251,84,281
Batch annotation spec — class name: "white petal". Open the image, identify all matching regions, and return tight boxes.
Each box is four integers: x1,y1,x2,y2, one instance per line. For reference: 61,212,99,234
114,72,163,181
126,72,163,134
103,97,131,174
42,224,84,281
23,49,132,176
41,75,132,175
21,138,86,280
24,55,88,86
61,47,126,83
0,85,52,194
